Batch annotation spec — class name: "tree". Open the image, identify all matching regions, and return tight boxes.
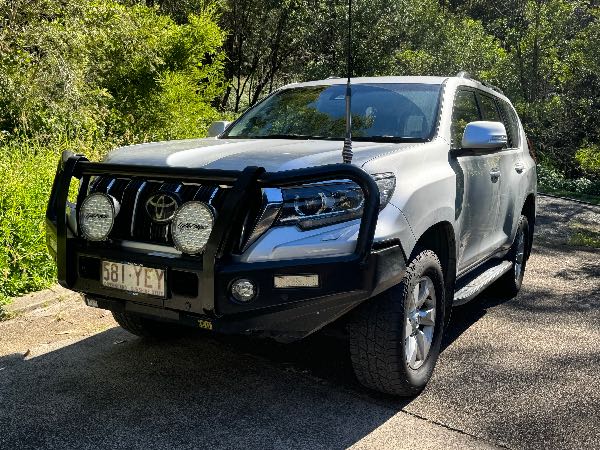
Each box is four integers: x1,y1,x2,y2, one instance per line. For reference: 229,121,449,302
0,0,226,143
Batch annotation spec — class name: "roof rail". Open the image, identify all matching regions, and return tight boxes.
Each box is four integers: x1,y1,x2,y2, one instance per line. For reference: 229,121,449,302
456,71,473,79
481,80,505,95
455,71,505,95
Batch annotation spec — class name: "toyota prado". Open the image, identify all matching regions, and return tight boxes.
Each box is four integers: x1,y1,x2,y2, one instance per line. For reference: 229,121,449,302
46,74,537,396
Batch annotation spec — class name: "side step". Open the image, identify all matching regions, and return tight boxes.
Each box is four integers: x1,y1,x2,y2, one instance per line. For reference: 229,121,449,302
453,260,512,306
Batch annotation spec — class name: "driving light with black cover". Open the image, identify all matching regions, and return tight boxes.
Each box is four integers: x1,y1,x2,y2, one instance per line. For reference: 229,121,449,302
79,193,119,241
171,201,214,255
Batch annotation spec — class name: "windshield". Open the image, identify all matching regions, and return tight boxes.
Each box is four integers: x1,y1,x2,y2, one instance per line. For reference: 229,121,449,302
224,83,442,142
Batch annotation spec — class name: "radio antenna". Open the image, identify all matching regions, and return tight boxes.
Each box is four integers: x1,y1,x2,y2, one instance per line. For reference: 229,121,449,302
342,0,353,164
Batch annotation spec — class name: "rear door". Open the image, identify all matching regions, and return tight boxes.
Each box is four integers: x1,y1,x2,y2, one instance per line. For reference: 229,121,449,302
450,88,502,272
475,91,510,249
493,98,525,247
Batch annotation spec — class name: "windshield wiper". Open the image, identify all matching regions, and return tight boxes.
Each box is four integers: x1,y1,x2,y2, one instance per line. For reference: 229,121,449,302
227,134,428,143
255,134,317,140
353,136,428,143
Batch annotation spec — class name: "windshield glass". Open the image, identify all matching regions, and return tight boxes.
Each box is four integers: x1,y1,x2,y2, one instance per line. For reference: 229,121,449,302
224,83,442,142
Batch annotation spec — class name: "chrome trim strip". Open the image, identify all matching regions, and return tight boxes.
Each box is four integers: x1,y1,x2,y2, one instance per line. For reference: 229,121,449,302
241,188,283,252
130,181,147,235
208,186,218,206
120,240,182,256
106,178,116,194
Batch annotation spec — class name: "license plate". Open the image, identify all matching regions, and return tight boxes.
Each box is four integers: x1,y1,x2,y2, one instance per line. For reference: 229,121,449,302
101,261,166,297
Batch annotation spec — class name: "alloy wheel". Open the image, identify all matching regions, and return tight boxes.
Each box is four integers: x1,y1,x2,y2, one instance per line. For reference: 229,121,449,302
405,276,436,370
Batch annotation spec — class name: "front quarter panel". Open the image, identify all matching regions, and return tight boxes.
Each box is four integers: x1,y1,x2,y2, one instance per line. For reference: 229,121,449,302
362,139,456,258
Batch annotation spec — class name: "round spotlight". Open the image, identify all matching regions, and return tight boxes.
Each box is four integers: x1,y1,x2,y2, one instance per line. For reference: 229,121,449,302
79,193,119,241
231,279,257,303
171,201,214,255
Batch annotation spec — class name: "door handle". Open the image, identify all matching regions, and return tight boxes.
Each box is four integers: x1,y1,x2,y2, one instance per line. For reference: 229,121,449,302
515,162,525,173
490,168,501,181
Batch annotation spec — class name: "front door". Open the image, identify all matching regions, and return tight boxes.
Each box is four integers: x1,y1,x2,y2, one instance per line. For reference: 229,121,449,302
450,88,502,272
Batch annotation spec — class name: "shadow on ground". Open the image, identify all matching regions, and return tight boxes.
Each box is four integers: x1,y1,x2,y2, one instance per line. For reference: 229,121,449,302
1,195,599,449
0,325,415,450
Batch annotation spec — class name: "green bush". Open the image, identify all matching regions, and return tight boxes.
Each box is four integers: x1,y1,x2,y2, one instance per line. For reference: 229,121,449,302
537,161,600,198
0,1,227,302
575,144,600,178
0,1,225,144
0,141,105,302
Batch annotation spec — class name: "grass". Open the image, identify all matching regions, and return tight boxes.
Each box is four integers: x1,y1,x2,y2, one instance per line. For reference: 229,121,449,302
0,309,16,321
0,139,108,304
569,228,600,248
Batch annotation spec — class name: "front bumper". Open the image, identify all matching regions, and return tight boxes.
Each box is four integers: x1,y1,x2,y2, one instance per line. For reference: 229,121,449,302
46,152,406,341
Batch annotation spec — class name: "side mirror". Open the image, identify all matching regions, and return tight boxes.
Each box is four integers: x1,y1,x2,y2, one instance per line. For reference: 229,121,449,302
207,121,231,138
462,121,507,149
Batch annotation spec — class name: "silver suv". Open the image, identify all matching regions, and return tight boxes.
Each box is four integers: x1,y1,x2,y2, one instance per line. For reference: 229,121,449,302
46,74,537,396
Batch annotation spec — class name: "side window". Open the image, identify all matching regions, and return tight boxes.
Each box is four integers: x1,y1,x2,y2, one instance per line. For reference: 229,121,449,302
478,94,502,122
499,101,521,148
478,93,507,149
451,90,481,148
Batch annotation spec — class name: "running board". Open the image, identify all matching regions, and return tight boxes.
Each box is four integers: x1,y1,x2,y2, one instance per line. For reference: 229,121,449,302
453,260,512,306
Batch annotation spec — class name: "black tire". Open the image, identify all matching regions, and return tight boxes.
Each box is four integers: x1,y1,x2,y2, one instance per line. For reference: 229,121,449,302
112,311,187,339
348,250,446,396
497,215,529,297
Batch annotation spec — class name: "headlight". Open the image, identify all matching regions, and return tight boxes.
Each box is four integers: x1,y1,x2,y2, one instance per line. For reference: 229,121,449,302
275,173,395,230
79,193,119,241
172,201,214,255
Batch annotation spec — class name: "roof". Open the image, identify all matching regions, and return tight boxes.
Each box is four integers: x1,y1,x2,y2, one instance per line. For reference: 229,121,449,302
288,76,449,88
283,75,508,101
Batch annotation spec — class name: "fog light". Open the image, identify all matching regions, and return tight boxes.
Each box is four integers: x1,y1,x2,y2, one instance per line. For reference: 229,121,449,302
231,279,256,302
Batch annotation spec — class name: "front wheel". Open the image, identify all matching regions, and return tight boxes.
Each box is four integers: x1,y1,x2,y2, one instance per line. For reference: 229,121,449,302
348,249,447,396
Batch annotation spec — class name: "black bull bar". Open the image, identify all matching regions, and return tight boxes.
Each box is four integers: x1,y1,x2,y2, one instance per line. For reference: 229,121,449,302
45,151,407,340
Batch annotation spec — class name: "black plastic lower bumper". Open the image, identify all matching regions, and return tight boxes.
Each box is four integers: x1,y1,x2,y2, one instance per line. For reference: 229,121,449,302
83,244,405,342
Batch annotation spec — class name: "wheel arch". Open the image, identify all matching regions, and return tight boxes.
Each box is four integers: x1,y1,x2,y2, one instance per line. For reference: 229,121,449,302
521,193,536,257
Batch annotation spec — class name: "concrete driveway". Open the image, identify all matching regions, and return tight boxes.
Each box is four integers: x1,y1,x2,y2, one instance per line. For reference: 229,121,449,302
0,196,598,449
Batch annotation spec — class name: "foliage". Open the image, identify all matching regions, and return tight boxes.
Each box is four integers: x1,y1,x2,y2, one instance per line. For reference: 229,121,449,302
0,0,228,301
537,161,600,199
449,0,600,179
576,144,600,177
569,228,600,248
394,2,509,84
0,0,226,144
217,0,309,112
0,140,108,302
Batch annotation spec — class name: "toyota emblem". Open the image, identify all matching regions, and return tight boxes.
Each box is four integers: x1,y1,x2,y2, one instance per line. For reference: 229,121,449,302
145,194,179,223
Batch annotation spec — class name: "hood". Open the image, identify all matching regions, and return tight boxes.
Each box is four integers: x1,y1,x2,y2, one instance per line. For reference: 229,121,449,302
103,138,422,172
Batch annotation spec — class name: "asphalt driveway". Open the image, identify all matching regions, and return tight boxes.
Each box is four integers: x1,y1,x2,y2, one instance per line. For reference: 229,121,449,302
0,195,598,449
